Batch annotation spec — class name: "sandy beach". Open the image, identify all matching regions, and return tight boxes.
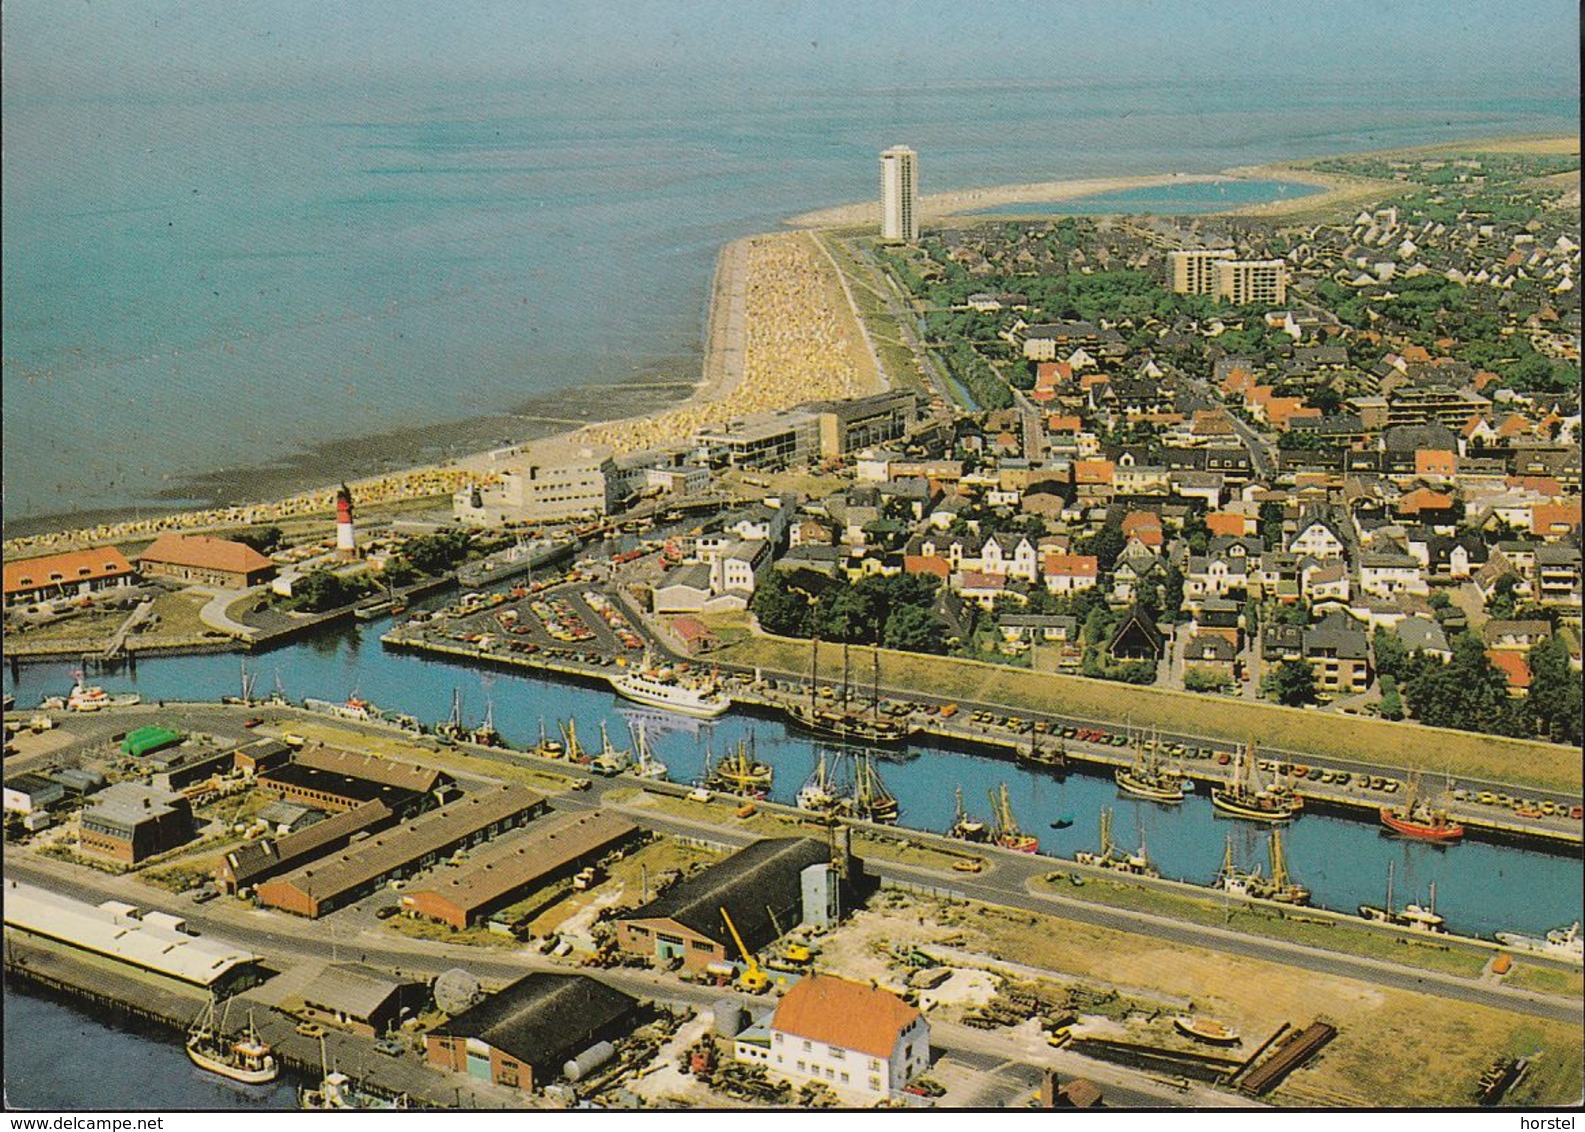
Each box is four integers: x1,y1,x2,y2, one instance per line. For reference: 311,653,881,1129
2,230,880,560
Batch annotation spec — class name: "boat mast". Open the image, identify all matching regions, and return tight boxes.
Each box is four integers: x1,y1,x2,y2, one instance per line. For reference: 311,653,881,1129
872,648,881,720
841,643,850,710
1269,828,1289,889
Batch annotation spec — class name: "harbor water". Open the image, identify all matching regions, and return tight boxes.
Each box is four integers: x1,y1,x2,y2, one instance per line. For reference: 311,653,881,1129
6,597,1580,943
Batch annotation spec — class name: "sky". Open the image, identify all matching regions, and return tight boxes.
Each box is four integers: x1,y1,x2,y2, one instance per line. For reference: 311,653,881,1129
4,0,1580,100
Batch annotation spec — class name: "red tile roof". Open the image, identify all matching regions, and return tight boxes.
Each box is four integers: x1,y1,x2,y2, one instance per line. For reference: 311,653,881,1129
771,975,920,1059
3,546,134,597
1206,512,1249,538
1072,460,1114,486
1043,554,1099,578
138,533,274,575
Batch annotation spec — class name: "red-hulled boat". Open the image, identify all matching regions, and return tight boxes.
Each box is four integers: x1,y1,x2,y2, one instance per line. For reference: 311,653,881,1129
1379,804,1464,843
1379,775,1464,843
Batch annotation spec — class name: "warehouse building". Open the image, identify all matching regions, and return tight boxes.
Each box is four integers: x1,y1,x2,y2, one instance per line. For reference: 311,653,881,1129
4,882,263,995
425,974,643,1094
78,783,195,864
296,964,425,1038
255,784,545,918
402,811,642,931
291,746,451,796
255,762,426,818
214,798,397,895
614,836,862,973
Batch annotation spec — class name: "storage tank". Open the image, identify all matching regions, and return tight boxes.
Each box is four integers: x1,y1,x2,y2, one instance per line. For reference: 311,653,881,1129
563,1040,616,1082
713,997,749,1038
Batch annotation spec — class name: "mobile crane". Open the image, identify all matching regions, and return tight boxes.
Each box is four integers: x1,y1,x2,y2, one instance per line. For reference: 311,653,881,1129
720,907,770,993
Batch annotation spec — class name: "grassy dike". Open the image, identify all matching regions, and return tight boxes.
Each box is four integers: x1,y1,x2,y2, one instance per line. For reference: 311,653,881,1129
719,635,1583,794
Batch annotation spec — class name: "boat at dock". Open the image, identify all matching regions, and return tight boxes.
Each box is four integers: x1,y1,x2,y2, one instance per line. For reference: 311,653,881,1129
948,785,989,842
469,701,504,747
988,782,1038,854
704,737,773,797
609,662,730,719
51,680,141,713
185,998,278,1085
786,641,915,745
590,721,632,775
301,1070,408,1110
303,691,381,722
1210,743,1302,822
1215,829,1310,905
796,750,843,814
1358,862,1445,933
629,723,668,781
1495,921,1583,963
848,751,899,824
1114,731,1188,804
1074,807,1157,877
1380,774,1464,843
1017,730,1067,775
532,718,566,759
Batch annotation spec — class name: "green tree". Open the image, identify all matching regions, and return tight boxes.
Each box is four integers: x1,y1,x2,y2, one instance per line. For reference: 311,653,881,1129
291,568,360,613
1076,524,1126,571
1258,502,1286,548
1526,634,1582,745
381,558,418,590
403,529,473,575
1372,627,1408,682
1261,660,1317,706
751,572,813,637
883,603,946,654
1379,675,1405,721
1485,574,1520,619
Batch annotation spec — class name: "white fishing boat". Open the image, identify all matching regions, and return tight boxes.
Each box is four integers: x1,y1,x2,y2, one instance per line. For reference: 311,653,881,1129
186,999,278,1085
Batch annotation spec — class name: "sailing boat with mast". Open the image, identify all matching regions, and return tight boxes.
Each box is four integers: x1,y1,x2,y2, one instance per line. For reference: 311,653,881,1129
1380,773,1464,843
988,783,1039,853
630,723,668,781
797,749,843,814
469,698,503,747
1114,729,1188,803
1359,861,1446,932
705,735,773,797
948,786,989,842
591,721,632,775
186,997,278,1084
435,688,465,744
1215,829,1310,904
1210,741,1303,822
533,718,565,759
1075,807,1158,876
847,751,900,824
786,640,914,744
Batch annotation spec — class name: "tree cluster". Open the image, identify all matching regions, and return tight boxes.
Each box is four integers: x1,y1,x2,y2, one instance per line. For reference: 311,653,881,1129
752,571,948,654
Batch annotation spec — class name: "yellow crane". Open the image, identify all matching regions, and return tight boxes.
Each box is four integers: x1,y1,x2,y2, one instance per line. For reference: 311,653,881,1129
720,907,770,993
766,905,812,965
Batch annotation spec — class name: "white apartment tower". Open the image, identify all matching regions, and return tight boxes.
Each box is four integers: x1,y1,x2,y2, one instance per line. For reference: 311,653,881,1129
880,146,918,243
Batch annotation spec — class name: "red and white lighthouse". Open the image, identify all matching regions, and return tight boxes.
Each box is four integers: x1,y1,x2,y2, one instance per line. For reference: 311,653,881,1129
335,483,357,559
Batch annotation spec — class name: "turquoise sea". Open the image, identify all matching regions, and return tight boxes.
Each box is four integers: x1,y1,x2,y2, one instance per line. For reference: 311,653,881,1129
3,73,1577,523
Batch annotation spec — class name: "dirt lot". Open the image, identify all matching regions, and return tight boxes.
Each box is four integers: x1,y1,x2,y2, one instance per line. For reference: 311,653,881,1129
815,889,1583,1108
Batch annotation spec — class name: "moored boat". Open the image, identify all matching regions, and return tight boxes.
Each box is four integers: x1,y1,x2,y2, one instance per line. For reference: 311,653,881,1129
1358,862,1445,933
186,999,278,1085
1114,732,1188,804
609,665,730,719
705,737,773,797
988,782,1038,853
948,786,989,842
301,1070,408,1110
64,681,141,712
1074,807,1158,877
1495,921,1583,963
1210,742,1302,822
1380,774,1463,843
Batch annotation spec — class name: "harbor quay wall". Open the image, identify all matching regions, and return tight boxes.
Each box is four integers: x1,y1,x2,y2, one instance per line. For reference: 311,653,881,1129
375,629,1583,851
2,934,501,1109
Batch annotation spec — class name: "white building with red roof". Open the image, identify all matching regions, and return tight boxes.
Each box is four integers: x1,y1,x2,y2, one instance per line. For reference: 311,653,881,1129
733,974,929,1100
3,545,136,608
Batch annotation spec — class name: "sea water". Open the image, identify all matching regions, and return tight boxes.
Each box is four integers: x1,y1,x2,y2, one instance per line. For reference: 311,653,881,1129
4,72,1576,521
